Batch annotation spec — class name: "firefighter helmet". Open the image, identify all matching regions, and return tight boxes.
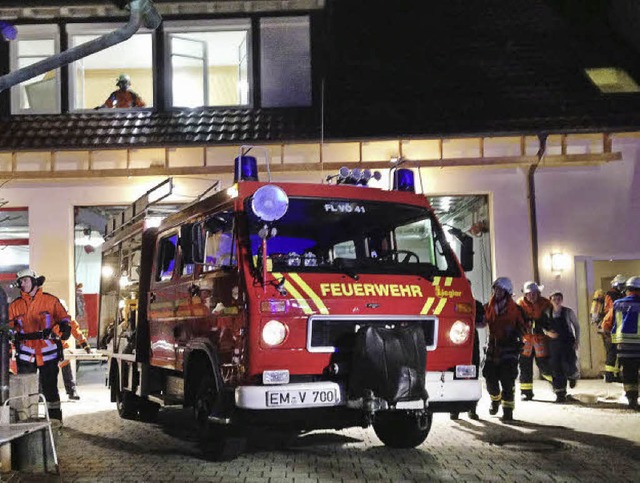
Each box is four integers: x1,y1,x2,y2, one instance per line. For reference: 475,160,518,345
611,274,626,289
523,281,543,294
492,277,513,294
625,276,640,290
116,74,131,87
15,268,45,287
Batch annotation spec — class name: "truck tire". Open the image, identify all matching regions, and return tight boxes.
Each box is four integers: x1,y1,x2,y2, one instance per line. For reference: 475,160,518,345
193,374,245,460
373,411,432,448
112,365,138,420
138,400,161,423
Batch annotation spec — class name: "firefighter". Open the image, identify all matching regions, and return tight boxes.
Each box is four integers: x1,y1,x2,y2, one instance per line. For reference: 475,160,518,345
56,318,92,400
601,276,640,409
98,74,146,109
594,274,626,382
483,277,527,422
517,281,553,400
8,269,71,422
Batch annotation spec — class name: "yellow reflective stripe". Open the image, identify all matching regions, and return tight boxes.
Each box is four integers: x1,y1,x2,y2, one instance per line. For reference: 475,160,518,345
271,273,313,315
433,298,447,315
289,273,329,315
444,277,453,287
420,297,435,315
520,383,533,390
432,276,441,286
502,400,515,408
490,394,502,402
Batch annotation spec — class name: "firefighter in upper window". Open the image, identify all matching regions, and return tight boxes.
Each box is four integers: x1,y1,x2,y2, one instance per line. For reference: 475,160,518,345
592,274,626,382
98,74,146,109
517,281,553,400
601,276,640,410
8,269,71,422
483,277,527,422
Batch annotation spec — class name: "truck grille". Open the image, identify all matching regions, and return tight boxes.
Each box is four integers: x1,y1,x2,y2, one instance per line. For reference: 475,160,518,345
307,315,438,353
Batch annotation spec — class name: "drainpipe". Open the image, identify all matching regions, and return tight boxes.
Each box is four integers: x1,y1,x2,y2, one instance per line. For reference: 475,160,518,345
0,0,162,93
527,133,547,283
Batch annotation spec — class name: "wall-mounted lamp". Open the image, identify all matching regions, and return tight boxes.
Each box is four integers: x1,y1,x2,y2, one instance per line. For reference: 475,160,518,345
550,252,570,273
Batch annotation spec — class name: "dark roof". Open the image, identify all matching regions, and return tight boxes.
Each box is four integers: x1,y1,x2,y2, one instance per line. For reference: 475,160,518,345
322,0,640,138
3,0,640,151
0,108,320,150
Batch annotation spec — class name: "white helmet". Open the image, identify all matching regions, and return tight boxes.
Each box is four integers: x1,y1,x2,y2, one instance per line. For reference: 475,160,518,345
492,277,513,294
626,276,640,290
16,268,45,287
611,274,626,288
523,281,543,294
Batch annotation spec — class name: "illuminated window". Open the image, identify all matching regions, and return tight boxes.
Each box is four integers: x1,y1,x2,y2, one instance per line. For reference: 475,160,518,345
9,25,60,114
585,67,640,94
165,20,251,108
67,23,154,110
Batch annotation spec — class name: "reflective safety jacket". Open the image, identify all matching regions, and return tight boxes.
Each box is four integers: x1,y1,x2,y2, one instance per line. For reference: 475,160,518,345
9,288,71,366
485,296,527,362
103,89,145,108
603,294,640,357
517,296,552,334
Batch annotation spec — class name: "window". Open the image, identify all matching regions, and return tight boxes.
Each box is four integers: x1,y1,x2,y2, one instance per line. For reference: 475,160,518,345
165,20,251,108
260,16,311,107
10,25,60,114
585,67,640,94
0,208,29,299
202,212,236,272
67,23,153,110
157,233,178,281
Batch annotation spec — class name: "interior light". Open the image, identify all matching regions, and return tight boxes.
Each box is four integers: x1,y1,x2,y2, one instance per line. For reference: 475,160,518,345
144,217,164,230
102,266,114,278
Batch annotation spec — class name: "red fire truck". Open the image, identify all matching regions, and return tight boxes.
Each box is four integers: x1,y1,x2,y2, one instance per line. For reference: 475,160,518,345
99,149,480,459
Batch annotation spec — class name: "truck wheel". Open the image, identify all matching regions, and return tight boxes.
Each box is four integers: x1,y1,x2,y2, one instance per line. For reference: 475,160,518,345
116,388,139,420
194,374,245,460
373,411,432,448
138,400,160,423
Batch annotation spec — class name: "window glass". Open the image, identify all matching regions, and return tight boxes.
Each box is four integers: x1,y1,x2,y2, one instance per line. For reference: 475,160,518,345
0,208,29,300
157,234,178,281
169,28,250,108
245,198,459,277
67,27,153,110
10,25,60,114
260,17,311,107
202,212,236,272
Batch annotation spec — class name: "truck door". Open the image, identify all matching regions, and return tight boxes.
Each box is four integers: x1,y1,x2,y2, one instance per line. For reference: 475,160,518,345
148,230,179,369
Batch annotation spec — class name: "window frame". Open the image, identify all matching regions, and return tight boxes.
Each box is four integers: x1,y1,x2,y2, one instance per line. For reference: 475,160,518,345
65,22,155,112
9,24,61,115
163,18,253,109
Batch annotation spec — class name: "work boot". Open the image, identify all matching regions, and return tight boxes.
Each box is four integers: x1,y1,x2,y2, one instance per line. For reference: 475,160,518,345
468,408,480,420
489,400,500,415
521,390,534,401
501,407,513,422
569,379,577,389
555,392,567,403
68,390,80,400
626,392,639,410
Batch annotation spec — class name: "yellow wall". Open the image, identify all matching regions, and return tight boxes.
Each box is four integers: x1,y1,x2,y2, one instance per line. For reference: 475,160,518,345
83,69,153,108
593,260,640,291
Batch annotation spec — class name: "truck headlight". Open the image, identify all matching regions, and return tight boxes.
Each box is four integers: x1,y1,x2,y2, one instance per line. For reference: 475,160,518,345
262,320,288,346
449,320,471,345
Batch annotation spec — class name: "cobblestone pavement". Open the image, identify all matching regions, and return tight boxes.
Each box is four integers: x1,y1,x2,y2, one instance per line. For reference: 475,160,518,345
3,363,639,482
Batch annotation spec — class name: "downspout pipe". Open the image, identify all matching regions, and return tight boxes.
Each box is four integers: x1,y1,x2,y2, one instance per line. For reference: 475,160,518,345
0,0,162,93
527,133,547,284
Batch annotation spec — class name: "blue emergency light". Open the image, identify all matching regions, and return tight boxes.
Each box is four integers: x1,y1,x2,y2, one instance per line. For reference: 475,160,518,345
234,155,259,182
393,168,415,192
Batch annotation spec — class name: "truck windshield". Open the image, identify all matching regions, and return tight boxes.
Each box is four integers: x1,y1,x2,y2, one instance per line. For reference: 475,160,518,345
245,197,460,278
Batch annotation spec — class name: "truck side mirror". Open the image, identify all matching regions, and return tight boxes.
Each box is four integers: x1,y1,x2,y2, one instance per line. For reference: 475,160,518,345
460,236,474,272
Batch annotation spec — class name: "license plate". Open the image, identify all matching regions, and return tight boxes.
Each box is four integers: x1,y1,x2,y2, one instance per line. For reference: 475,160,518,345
265,388,340,407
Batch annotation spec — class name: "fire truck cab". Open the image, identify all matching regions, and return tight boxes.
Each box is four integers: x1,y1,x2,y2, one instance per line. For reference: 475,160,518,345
100,150,480,459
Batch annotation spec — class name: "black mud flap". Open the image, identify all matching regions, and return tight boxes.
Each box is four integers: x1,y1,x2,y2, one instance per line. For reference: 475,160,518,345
348,324,427,405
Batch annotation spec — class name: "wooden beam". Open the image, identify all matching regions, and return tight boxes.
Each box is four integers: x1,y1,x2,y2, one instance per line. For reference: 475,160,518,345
0,152,622,180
